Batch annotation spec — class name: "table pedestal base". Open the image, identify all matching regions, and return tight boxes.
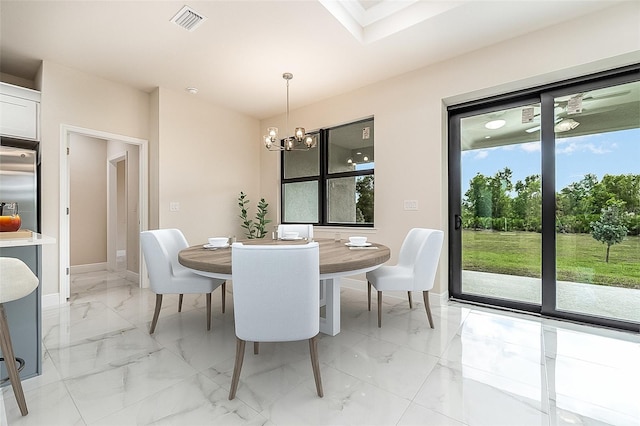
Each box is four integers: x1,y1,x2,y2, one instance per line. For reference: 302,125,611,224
319,278,340,336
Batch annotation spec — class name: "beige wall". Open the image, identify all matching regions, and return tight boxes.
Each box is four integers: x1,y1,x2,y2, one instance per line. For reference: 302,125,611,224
156,87,261,244
38,60,150,295
259,2,640,296
21,2,640,300
69,133,107,266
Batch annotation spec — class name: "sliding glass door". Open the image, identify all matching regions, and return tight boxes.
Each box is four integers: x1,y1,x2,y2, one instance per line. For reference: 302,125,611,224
449,67,640,331
457,101,542,308
552,80,640,324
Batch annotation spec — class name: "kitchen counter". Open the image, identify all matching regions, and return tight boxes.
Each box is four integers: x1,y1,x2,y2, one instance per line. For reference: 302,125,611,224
0,231,56,247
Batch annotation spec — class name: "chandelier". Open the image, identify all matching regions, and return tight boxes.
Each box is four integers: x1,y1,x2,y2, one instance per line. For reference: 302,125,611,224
263,73,317,151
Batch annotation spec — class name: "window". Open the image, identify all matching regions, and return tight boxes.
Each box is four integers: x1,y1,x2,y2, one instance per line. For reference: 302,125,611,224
282,117,374,226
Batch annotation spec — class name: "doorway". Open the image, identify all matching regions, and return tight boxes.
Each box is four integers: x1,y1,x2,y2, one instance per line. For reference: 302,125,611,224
59,125,148,302
448,67,640,331
108,152,128,274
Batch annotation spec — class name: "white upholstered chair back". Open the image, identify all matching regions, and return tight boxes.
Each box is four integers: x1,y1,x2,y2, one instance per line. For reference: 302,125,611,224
399,228,444,291
365,228,444,328
231,242,320,341
140,229,226,334
277,224,314,239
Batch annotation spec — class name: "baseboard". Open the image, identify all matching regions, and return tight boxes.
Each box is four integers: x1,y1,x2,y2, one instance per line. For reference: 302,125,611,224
125,270,139,284
340,277,448,306
70,262,107,274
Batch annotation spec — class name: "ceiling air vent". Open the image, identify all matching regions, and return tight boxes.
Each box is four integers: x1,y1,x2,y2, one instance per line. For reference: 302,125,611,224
170,5,207,32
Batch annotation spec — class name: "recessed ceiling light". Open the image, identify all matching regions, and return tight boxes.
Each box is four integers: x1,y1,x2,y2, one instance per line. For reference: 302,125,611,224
186,87,198,94
485,119,506,130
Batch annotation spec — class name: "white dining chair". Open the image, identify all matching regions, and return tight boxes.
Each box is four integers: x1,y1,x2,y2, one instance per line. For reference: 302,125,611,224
140,229,226,334
366,228,444,328
277,223,314,239
228,241,323,400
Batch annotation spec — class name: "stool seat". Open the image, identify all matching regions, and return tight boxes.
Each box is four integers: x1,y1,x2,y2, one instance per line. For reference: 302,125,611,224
0,257,39,304
0,257,39,417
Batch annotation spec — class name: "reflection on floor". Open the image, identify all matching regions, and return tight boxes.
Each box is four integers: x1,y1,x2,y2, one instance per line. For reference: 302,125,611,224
2,270,639,425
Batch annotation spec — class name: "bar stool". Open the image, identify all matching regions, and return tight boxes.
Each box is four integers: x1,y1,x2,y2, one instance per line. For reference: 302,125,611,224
0,257,39,416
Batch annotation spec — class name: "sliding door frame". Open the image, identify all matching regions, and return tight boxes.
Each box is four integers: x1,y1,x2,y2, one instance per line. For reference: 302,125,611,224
448,65,640,332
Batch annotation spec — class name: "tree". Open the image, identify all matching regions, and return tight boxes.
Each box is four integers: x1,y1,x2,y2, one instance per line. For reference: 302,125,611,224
489,167,513,219
464,173,492,223
558,173,599,216
356,175,374,223
590,202,628,263
513,174,541,231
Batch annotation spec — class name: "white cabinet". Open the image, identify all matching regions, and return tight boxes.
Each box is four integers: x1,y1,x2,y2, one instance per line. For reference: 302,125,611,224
0,82,41,141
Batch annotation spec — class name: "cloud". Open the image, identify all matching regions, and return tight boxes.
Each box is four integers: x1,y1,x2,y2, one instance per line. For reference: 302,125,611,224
520,142,541,153
474,150,489,160
556,141,611,155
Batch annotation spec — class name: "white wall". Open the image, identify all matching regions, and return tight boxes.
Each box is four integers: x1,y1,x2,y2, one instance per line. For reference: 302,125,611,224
259,2,640,296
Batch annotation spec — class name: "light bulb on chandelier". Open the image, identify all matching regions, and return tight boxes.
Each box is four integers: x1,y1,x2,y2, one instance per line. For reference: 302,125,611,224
263,73,317,151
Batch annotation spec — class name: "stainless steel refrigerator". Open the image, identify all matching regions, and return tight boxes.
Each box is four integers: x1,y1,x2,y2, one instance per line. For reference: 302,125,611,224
0,142,42,382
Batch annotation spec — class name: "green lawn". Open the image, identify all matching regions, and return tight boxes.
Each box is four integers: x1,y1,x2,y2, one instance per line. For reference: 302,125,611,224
463,230,640,289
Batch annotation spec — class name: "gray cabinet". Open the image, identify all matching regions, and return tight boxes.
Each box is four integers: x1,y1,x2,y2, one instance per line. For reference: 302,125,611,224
0,246,42,382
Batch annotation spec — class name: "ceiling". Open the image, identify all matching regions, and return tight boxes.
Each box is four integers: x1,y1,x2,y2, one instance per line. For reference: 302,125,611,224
461,81,640,150
0,1,626,120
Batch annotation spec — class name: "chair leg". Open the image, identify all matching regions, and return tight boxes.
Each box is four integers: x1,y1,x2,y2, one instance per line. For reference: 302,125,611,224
254,342,259,355
407,291,413,309
0,305,28,416
367,281,372,311
178,294,183,312
377,291,382,328
221,281,226,313
149,294,163,334
309,335,323,397
229,338,246,400
423,291,434,329
206,293,212,331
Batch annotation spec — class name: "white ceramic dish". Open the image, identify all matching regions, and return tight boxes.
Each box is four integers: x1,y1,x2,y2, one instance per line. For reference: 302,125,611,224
208,237,229,247
203,243,229,249
345,242,372,247
349,236,368,245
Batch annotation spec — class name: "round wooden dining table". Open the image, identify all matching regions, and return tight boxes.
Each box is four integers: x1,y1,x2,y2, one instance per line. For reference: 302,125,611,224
178,238,390,335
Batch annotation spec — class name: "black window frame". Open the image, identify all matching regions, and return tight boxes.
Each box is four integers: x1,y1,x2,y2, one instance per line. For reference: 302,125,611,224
448,64,640,332
280,117,375,227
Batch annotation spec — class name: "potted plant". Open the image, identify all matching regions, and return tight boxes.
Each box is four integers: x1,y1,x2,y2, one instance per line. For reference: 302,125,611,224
238,191,271,239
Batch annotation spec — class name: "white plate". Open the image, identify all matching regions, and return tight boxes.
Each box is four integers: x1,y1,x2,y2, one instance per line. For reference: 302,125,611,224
280,237,303,240
345,242,372,247
203,243,229,249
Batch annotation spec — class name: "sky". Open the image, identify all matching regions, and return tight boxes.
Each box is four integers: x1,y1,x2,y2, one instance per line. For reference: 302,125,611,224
461,128,639,195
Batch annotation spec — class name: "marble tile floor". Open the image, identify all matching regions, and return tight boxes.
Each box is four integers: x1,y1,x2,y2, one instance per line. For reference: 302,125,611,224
2,270,639,425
